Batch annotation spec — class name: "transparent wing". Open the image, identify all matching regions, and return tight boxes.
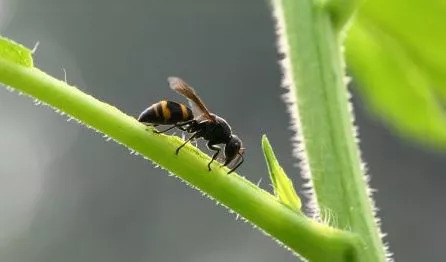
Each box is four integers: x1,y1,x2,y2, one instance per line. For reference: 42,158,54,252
167,76,215,122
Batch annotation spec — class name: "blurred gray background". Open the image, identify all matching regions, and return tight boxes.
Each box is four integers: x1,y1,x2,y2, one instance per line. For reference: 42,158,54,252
1,1,445,261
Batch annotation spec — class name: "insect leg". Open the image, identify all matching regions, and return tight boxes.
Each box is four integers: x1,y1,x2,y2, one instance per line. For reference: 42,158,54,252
154,124,179,134
227,153,244,174
154,120,195,134
175,132,199,155
140,122,158,127
206,141,220,171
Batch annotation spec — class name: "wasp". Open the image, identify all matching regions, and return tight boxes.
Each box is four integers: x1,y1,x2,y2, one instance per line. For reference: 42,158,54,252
138,77,245,174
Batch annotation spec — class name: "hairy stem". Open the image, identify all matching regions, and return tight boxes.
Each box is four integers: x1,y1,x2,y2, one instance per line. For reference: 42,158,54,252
273,0,388,261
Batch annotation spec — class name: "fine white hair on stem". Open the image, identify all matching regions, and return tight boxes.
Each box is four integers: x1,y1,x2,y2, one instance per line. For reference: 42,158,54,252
62,67,67,83
31,41,40,54
270,0,320,220
341,41,392,260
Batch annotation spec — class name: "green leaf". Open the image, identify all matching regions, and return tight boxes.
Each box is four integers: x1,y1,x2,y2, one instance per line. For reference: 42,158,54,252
262,135,301,211
0,36,33,67
345,0,446,147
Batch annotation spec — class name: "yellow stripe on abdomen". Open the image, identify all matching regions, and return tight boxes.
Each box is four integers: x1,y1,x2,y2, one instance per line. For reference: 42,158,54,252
180,104,189,120
160,100,171,120
153,103,160,117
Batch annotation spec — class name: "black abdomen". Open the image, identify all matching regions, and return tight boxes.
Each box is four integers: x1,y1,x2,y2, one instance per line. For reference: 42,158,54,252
138,100,193,125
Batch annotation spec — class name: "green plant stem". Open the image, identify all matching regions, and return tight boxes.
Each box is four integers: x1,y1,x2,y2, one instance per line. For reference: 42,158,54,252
0,57,361,261
276,0,387,261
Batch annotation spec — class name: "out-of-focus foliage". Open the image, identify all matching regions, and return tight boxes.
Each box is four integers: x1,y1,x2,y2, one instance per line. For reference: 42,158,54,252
0,37,33,67
346,0,446,147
